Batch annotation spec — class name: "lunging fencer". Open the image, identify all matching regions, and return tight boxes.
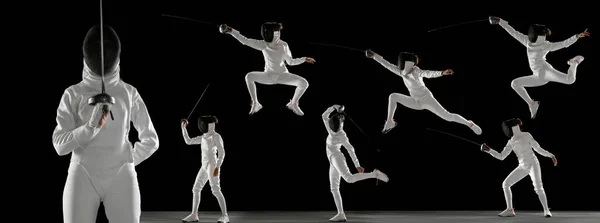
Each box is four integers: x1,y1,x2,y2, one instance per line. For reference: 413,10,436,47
52,25,160,223
180,116,229,223
322,105,389,222
480,118,557,218
366,50,482,135
220,23,316,116
490,16,589,119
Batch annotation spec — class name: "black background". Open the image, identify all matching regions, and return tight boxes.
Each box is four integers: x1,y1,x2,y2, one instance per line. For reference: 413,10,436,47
22,1,597,222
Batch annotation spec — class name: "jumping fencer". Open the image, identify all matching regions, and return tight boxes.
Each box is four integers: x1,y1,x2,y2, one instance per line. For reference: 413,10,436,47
322,105,390,222
180,116,229,223
480,118,557,218
52,25,159,223
490,16,589,119
366,50,482,135
219,23,316,116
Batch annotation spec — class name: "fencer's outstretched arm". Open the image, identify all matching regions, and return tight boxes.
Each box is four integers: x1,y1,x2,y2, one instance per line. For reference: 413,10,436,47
284,43,306,66
341,137,361,168
487,142,513,161
547,35,578,52
322,106,336,135
52,89,101,156
372,53,401,76
413,67,443,78
526,133,554,158
130,89,160,166
181,123,202,145
229,29,268,51
498,19,529,46
215,134,225,168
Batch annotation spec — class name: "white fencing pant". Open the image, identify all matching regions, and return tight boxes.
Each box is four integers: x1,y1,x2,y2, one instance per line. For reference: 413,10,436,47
63,162,140,223
511,63,579,107
245,71,309,104
329,152,376,214
501,162,549,212
386,92,472,127
189,163,227,216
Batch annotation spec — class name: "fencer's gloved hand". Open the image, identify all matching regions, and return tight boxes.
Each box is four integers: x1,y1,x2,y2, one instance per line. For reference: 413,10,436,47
219,24,232,34
366,49,375,58
88,103,111,129
480,143,491,152
181,119,189,126
489,16,500,25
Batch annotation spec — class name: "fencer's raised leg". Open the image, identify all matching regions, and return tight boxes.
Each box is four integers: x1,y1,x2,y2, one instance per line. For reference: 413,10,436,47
383,93,422,134
529,163,551,217
182,166,209,222
277,72,309,116
245,72,276,115
511,76,547,119
542,56,584,85
207,166,229,223
498,166,529,217
103,163,141,223
329,163,346,222
419,95,482,135
63,163,101,223
331,154,385,183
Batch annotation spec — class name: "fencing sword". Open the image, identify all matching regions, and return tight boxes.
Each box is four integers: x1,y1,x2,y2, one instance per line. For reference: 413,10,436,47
426,128,481,146
87,0,115,121
162,14,219,28
308,42,365,53
185,83,211,120
427,18,489,33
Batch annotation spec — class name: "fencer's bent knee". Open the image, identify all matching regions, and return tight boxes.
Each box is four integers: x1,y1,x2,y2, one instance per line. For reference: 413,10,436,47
245,72,255,82
502,180,513,189
298,78,309,89
389,93,399,101
510,79,519,90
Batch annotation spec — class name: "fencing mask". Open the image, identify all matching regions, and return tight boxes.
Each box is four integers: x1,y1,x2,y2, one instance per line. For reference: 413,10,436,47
197,115,218,134
261,22,282,43
528,24,550,43
83,25,121,77
398,52,419,75
328,110,346,133
501,118,523,138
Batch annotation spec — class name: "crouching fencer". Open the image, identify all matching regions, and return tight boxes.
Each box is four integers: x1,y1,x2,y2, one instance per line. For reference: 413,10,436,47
52,25,160,223
480,118,557,218
220,23,316,116
366,50,482,135
180,116,229,223
322,105,389,222
490,16,590,119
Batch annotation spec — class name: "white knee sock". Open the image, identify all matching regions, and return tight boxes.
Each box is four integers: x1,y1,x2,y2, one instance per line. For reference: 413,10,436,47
212,191,228,216
537,190,550,212
503,186,513,209
191,192,201,215
331,189,344,213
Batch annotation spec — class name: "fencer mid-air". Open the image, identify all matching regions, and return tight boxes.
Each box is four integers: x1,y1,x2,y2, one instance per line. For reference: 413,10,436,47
180,116,229,223
220,22,316,116
52,25,159,223
489,16,589,119
480,118,557,218
322,105,389,222
366,50,482,135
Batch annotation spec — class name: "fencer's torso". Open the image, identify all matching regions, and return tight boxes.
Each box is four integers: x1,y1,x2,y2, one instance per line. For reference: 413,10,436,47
199,132,220,166
372,55,442,98
506,132,540,167
261,40,289,73
525,42,553,71
326,130,349,158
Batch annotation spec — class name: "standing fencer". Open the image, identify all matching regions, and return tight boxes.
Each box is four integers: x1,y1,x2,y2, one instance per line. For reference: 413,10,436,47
322,105,389,222
52,25,159,223
490,16,590,119
180,116,229,223
480,118,557,218
366,50,482,135
219,23,316,116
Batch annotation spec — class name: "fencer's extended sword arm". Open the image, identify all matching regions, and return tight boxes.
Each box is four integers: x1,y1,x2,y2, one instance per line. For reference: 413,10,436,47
322,107,336,135
414,67,443,78
498,19,529,46
527,133,554,158
547,35,578,52
52,89,101,156
342,137,361,168
229,29,268,51
130,89,159,166
487,142,513,161
181,123,201,145
215,134,225,168
284,43,306,66
372,54,401,76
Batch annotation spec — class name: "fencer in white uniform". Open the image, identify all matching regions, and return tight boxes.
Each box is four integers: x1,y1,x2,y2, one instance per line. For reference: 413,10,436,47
52,26,159,222
490,16,589,119
366,50,482,135
480,118,557,218
322,105,389,222
180,116,229,223
220,23,316,116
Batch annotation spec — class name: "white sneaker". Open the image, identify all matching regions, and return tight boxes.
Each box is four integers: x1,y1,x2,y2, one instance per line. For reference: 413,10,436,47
217,214,230,223
329,212,347,222
249,102,263,115
530,101,540,119
181,213,199,222
286,101,304,116
498,209,515,217
373,169,389,183
544,210,552,218
567,55,584,66
469,121,482,135
382,120,397,134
